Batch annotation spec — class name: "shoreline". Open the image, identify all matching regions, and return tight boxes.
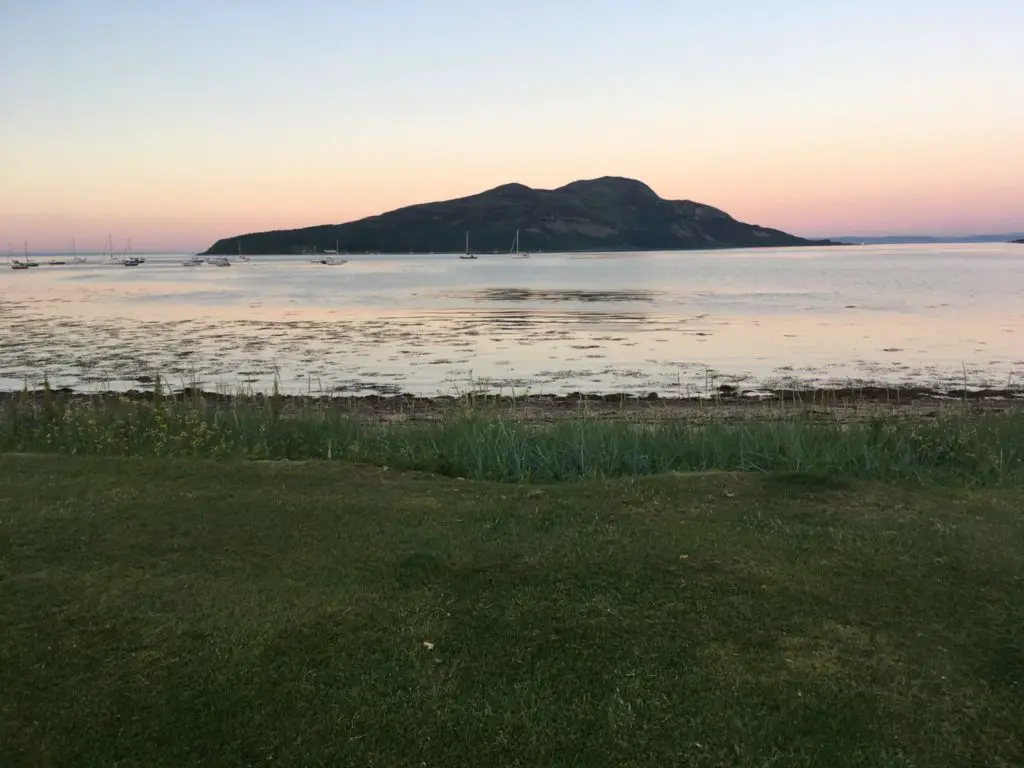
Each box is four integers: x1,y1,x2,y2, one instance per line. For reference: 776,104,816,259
7,383,1023,423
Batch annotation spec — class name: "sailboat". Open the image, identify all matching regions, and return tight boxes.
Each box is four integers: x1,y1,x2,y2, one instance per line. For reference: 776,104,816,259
105,234,119,264
12,241,39,268
459,231,477,260
49,237,80,265
236,242,250,262
10,240,29,270
70,238,86,264
310,243,347,265
120,237,143,266
510,229,529,259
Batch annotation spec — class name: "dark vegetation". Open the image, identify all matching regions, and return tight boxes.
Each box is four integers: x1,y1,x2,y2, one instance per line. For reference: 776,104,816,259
204,176,841,255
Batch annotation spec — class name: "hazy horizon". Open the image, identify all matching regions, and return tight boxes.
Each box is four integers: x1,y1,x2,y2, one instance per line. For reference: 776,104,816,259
2,0,1022,252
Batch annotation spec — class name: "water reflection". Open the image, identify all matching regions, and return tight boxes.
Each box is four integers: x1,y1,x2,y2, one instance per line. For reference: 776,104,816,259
441,288,664,303
1,245,1022,395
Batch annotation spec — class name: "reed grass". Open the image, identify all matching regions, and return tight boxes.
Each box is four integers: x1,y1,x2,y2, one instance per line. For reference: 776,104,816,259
2,383,1021,485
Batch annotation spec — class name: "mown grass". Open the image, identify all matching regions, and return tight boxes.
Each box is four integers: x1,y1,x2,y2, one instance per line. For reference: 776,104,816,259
2,388,1023,485
1,455,1022,766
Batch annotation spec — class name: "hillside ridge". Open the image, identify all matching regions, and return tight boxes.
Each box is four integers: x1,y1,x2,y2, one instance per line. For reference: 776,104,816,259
204,176,840,255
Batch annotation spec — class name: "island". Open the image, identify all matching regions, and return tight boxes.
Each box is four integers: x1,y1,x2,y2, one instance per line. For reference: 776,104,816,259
1011,239,1024,244
203,176,842,255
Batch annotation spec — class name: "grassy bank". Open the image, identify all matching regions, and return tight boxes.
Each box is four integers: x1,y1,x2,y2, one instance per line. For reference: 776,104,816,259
2,389,1023,484
1,455,1022,766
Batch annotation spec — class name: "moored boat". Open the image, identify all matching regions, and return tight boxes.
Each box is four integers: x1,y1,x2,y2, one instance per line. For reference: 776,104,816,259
459,231,477,259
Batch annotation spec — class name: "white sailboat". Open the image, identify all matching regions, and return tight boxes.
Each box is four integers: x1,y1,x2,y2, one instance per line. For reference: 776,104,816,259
459,231,477,260
236,242,250,262
105,233,119,264
70,238,86,264
510,229,529,259
310,243,347,265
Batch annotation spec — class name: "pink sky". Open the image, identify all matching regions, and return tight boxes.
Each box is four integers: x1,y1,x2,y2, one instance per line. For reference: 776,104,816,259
2,1,1022,252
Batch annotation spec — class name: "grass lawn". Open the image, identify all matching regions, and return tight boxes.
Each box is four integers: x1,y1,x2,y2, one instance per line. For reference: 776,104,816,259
1,455,1022,766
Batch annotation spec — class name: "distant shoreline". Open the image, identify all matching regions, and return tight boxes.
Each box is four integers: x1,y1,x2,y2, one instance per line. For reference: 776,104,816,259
200,242,852,257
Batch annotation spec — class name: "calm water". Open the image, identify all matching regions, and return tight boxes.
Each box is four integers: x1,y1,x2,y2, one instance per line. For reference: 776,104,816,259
2,244,1023,396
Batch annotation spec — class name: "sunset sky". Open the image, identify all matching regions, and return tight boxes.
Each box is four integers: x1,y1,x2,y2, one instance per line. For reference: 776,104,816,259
2,0,1022,252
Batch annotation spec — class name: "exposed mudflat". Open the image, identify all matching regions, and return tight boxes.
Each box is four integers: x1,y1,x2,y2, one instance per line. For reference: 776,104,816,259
3,245,1022,399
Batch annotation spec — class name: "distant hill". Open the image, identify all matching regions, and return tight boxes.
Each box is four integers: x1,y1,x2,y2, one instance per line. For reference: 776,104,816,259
1011,238,1024,244
832,233,1024,245
203,176,841,255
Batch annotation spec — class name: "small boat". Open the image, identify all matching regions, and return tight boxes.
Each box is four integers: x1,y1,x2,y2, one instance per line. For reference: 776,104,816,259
122,238,145,264
103,234,113,262
236,243,250,262
16,242,39,267
49,259,67,266
208,255,232,267
102,234,138,264
182,255,204,267
510,229,529,259
311,255,348,265
459,231,477,260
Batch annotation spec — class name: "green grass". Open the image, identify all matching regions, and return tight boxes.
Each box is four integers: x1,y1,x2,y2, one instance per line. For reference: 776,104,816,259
2,393,1023,485
1,455,1022,766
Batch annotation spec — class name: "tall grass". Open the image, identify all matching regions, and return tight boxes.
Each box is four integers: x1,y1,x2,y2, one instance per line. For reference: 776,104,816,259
2,387,1022,485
